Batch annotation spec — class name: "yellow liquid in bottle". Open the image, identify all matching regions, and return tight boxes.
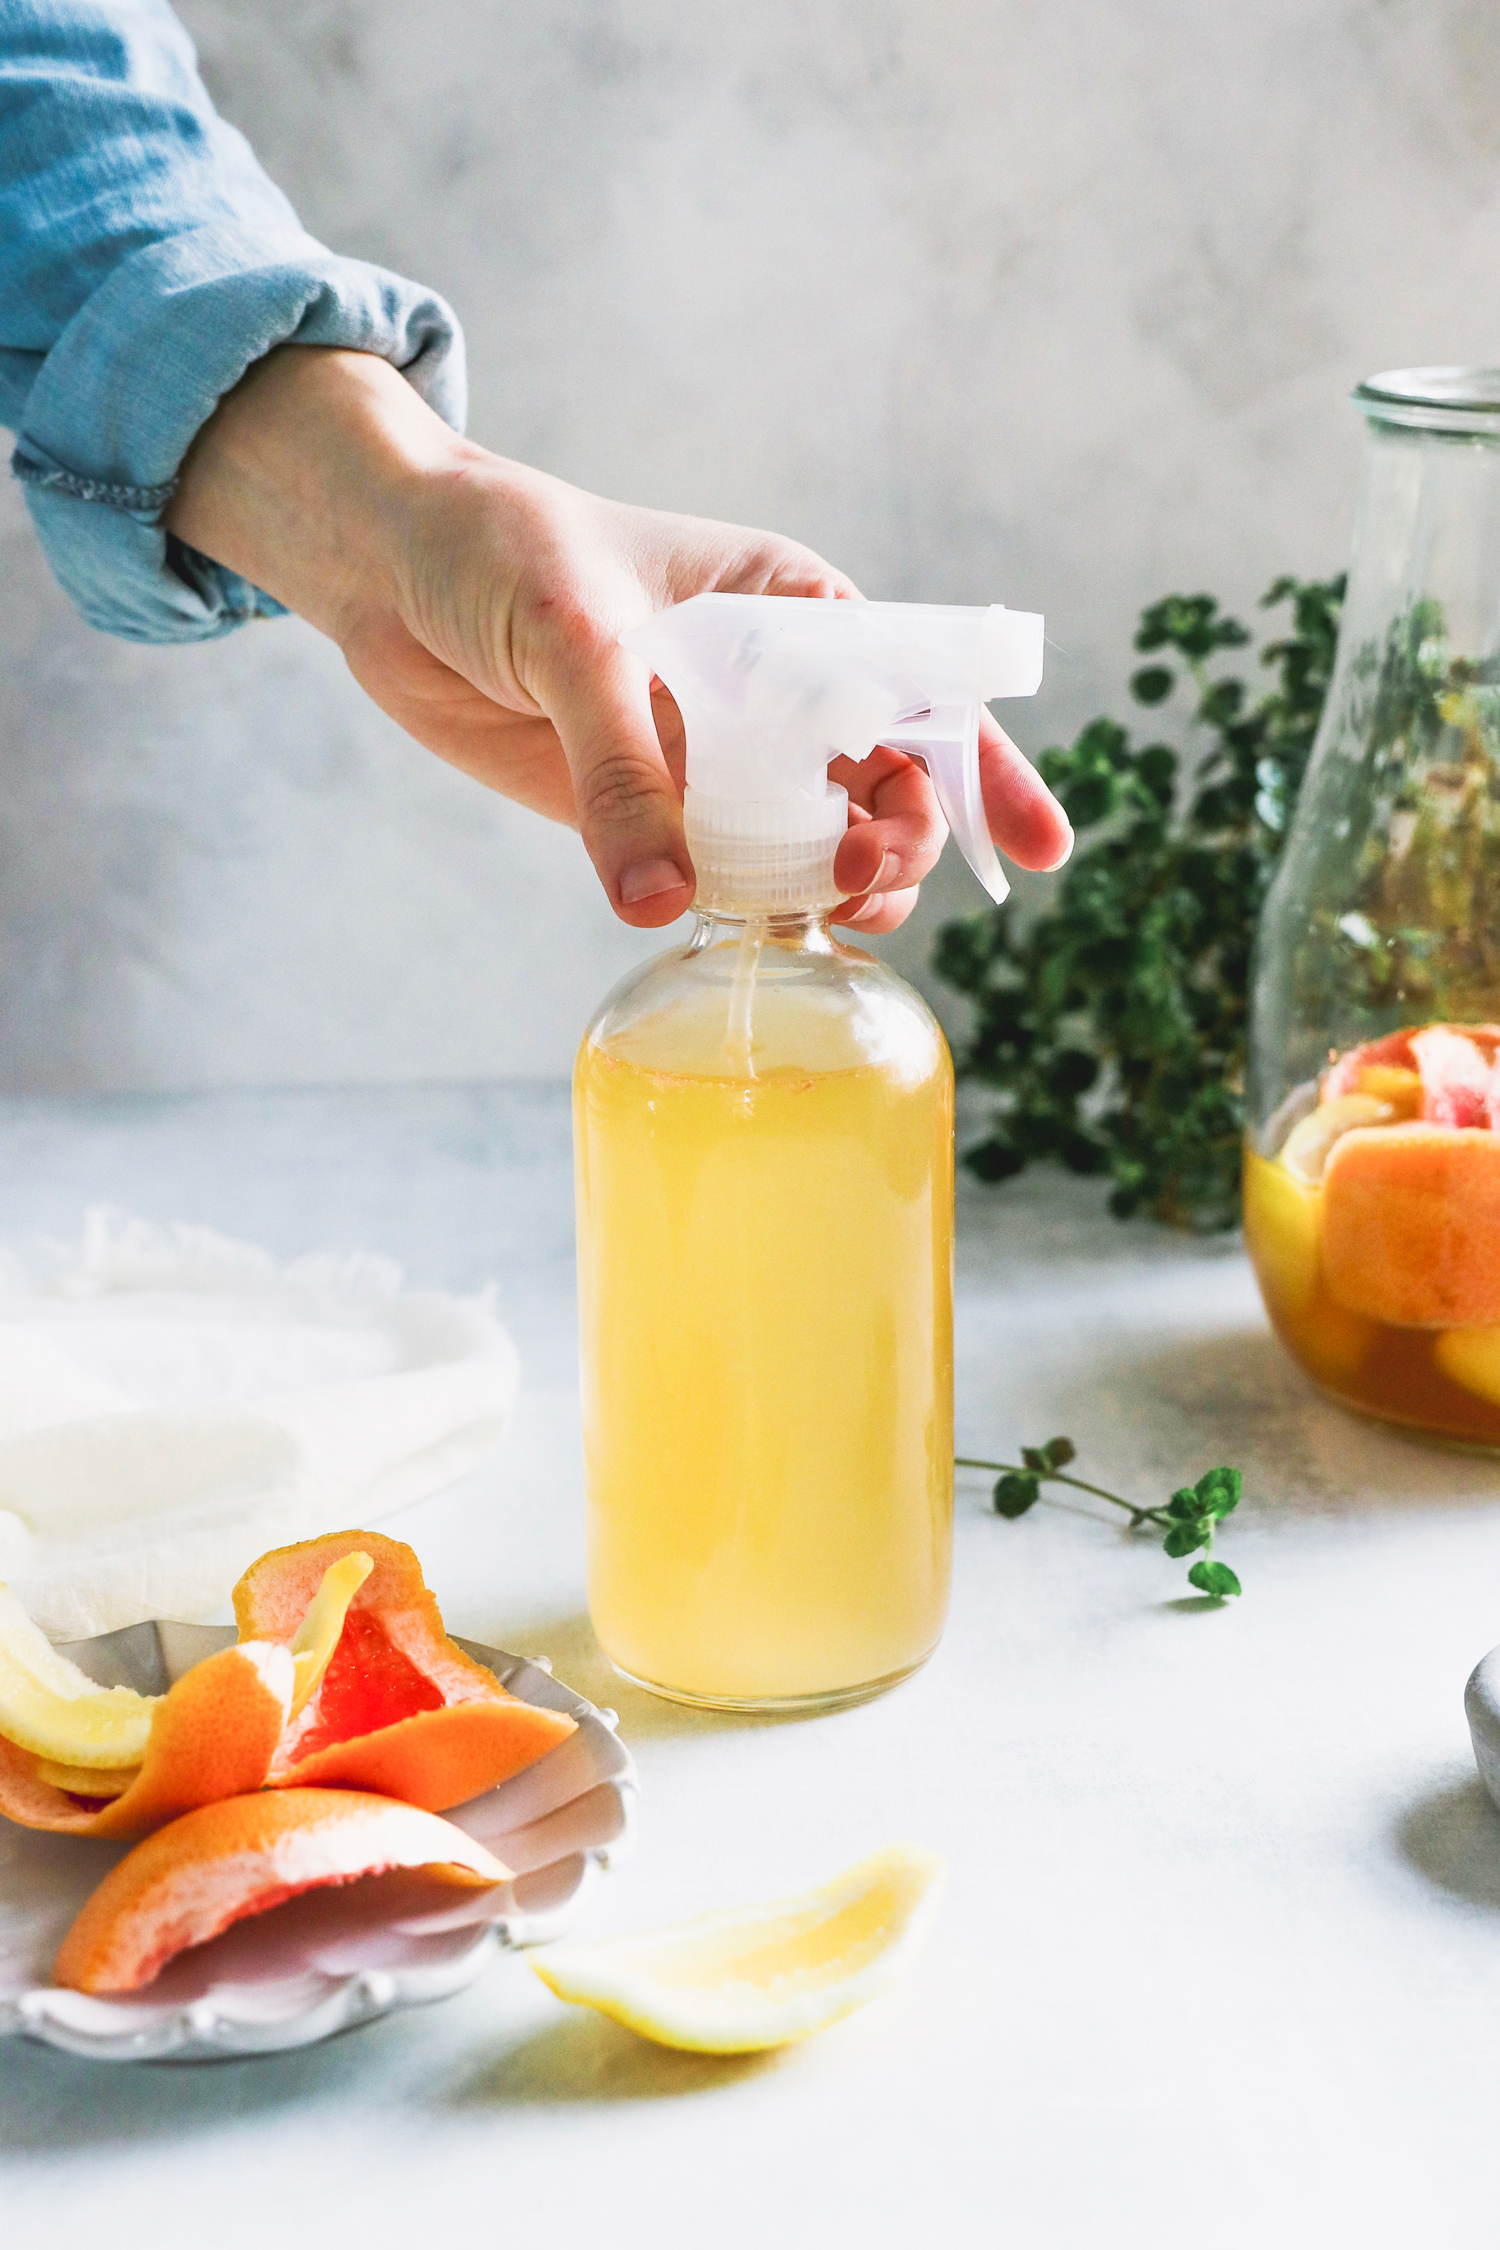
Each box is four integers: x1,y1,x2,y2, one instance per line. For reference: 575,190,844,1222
574,971,954,1709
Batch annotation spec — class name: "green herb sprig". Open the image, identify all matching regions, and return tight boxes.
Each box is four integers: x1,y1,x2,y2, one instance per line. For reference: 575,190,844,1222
957,1437,1244,1598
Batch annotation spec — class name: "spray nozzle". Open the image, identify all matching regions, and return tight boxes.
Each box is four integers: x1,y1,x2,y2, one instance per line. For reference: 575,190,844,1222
621,594,1044,912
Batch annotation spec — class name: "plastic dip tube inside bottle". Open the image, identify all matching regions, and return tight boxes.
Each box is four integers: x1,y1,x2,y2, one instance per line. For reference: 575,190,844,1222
574,594,1044,1711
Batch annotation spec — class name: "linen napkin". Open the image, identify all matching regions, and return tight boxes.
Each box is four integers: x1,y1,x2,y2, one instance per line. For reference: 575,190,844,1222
0,1208,520,1640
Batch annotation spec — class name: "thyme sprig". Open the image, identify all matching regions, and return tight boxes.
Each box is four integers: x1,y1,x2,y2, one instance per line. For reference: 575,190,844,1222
957,1436,1243,1599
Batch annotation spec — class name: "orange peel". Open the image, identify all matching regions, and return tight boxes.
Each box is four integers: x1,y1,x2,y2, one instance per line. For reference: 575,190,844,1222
53,1786,510,1994
235,1530,576,1811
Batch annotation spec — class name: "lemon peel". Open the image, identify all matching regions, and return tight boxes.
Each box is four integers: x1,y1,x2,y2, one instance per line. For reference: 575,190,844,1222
0,1583,158,1767
288,1550,373,1718
1280,1092,1390,1184
32,1758,141,1799
531,1843,944,2054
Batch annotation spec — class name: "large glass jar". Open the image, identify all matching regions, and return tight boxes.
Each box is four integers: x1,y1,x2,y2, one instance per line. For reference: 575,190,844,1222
1246,369,1500,1446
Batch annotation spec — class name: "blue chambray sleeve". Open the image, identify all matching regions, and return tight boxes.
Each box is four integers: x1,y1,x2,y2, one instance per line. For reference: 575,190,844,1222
0,0,466,642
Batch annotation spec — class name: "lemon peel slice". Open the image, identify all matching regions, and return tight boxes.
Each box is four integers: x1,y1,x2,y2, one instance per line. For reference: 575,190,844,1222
32,1758,141,1799
1281,1093,1391,1184
288,1550,373,1718
0,1584,158,1768
531,1844,944,2054
1435,1326,1500,1406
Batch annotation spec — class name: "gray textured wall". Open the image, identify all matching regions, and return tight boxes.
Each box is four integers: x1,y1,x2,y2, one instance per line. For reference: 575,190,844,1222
4,0,1499,1090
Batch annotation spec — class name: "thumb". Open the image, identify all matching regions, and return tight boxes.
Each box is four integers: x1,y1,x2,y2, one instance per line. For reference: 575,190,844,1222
539,636,696,927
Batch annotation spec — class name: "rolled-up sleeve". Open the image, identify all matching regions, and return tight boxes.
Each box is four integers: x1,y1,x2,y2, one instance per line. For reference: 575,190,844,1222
0,0,466,642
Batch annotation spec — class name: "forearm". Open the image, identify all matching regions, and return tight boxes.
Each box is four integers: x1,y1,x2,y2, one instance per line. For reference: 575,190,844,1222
165,346,468,643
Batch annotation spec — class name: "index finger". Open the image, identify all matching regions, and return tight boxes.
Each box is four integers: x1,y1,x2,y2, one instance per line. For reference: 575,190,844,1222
978,712,1072,872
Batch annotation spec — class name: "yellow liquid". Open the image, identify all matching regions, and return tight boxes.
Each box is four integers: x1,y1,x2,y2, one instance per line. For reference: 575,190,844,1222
574,1006,954,1708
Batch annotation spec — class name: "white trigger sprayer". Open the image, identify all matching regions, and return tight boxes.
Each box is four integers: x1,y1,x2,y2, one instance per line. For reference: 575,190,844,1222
620,593,1045,914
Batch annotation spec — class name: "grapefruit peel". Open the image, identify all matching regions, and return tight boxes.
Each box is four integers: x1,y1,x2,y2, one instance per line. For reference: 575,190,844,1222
531,1844,945,2054
53,1786,511,1994
0,1639,293,1838
234,1530,577,1811
0,1546,374,1836
0,1530,575,1842
1270,1027,1500,1332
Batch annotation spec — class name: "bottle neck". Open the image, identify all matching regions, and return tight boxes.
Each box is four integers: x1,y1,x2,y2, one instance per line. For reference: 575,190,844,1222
690,907,837,954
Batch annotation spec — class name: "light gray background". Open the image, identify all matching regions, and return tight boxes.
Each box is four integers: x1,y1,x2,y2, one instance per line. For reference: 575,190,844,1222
4,0,1499,1092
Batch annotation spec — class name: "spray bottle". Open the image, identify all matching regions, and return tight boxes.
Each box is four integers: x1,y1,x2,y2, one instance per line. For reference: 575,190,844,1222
574,594,1044,1710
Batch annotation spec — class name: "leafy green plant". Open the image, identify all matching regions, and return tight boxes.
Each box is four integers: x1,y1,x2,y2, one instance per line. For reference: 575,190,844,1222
934,576,1345,1228
957,1436,1243,1598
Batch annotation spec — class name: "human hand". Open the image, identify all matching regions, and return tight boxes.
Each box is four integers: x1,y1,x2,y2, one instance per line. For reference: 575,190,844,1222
168,348,1071,930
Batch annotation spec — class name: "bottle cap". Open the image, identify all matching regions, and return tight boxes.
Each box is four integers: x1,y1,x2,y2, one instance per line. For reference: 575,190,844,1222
621,595,1044,913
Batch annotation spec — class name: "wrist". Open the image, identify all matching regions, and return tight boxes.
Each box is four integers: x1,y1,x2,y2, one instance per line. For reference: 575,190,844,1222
166,347,475,643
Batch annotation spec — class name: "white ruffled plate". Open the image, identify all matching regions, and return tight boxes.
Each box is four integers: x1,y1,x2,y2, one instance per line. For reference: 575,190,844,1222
0,1624,636,2062
1465,1642,1500,1814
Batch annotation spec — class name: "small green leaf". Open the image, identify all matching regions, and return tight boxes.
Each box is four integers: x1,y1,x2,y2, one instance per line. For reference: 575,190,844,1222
1162,1519,1211,1558
1042,1436,1076,1470
1047,1048,1100,1098
1194,1466,1242,1518
964,1137,1027,1184
1131,664,1175,706
994,1473,1040,1518
1134,743,1177,804
1062,773,1116,827
1020,1446,1048,1474
1188,1559,1242,1598
1166,1486,1202,1520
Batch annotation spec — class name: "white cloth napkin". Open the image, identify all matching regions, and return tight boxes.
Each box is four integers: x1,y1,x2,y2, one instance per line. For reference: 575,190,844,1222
0,1209,520,1640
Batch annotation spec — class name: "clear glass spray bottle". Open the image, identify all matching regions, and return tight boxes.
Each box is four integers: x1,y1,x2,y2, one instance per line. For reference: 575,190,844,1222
574,595,1043,1710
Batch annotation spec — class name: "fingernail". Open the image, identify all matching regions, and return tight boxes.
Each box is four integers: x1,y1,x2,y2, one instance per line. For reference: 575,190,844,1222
620,857,689,903
1042,821,1075,872
847,893,882,923
839,849,899,901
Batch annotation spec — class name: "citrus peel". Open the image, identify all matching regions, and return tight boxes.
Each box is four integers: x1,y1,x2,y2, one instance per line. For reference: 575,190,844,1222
0,1583,158,1768
52,1786,511,1994
0,1544,372,1837
235,1530,577,1811
287,1548,372,1718
0,1530,574,1843
531,1844,945,2054
1321,1123,1500,1326
0,1640,293,1838
1322,1025,1500,1107
33,1758,140,1799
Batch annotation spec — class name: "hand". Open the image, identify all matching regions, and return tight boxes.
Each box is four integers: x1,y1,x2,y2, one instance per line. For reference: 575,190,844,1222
168,348,1072,930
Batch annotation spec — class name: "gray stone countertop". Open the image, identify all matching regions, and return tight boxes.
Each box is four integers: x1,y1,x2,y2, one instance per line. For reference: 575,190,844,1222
2,1083,1500,2246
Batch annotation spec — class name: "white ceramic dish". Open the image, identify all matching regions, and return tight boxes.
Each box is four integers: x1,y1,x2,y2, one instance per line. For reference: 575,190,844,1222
1465,1642,1500,1813
0,1623,636,2062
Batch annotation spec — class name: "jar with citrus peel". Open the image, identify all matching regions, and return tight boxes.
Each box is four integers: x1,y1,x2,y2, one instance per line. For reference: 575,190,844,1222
1247,370,1500,1447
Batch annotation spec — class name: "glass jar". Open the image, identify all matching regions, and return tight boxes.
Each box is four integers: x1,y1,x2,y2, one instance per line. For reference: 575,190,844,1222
1246,368,1500,1446
574,909,954,1710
